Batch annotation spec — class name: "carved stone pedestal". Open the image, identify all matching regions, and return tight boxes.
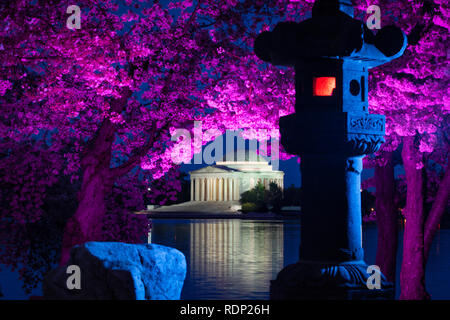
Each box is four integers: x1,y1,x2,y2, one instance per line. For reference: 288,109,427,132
269,112,394,300
270,261,394,300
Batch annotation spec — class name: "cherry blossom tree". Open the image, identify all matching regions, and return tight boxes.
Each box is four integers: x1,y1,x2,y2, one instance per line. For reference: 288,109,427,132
0,139,149,293
355,0,449,299
0,0,300,265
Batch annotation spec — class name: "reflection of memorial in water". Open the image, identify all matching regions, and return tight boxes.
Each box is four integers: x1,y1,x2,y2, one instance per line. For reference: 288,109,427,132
147,220,449,299
189,220,284,295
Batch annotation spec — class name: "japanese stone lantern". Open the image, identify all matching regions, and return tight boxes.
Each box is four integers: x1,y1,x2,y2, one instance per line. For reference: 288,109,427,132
254,0,407,299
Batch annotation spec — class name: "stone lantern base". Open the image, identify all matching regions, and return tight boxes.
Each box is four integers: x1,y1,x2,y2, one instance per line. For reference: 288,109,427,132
270,260,394,300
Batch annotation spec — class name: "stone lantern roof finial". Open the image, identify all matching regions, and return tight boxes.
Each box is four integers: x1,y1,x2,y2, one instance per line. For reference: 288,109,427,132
312,0,354,17
254,0,406,68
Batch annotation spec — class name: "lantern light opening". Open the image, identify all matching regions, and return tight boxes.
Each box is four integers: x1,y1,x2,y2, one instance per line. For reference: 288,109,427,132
313,77,336,96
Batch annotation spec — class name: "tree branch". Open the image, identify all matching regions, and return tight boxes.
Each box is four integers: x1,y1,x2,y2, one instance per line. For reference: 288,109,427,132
110,137,154,178
110,120,172,178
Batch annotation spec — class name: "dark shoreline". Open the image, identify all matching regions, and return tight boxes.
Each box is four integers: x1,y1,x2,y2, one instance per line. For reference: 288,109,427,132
140,211,302,220
142,212,450,229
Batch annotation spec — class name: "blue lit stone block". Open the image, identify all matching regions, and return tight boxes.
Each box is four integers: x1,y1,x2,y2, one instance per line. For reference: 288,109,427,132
43,242,186,300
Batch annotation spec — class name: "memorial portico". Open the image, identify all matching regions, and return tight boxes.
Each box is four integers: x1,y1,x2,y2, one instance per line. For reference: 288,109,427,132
189,150,284,202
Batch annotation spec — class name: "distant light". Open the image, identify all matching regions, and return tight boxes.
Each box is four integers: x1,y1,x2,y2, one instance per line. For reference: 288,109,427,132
147,188,151,191
360,189,362,192
313,77,336,96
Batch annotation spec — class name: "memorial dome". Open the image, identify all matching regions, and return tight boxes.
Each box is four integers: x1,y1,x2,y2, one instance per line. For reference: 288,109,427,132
219,149,268,163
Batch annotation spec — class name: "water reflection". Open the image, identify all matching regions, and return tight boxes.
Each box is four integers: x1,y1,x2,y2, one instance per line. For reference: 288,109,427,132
0,219,448,299
149,219,450,300
191,220,284,297
150,219,299,299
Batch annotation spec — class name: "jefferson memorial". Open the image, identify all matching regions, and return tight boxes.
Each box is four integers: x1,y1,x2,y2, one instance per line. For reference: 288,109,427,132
189,150,284,202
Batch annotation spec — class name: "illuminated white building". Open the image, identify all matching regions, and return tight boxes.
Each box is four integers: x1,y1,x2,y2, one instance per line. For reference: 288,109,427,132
189,150,284,202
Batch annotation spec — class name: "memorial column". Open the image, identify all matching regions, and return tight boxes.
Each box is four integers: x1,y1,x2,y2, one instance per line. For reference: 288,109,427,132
200,178,204,201
195,178,199,201
224,178,228,201
219,178,223,201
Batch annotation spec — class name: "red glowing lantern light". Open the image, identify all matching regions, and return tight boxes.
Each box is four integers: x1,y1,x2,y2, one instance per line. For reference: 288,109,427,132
313,77,336,96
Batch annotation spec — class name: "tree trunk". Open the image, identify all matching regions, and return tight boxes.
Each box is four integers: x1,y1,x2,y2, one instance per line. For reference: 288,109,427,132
400,136,428,300
424,157,450,260
58,87,167,264
375,151,398,283
60,90,134,265
60,167,113,264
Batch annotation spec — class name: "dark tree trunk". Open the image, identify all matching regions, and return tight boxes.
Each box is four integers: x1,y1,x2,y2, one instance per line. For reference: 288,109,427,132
60,122,116,264
375,151,398,283
60,89,133,265
60,168,114,264
424,156,450,260
400,136,428,300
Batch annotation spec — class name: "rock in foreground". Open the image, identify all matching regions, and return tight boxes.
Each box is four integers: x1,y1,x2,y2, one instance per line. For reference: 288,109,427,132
43,242,186,300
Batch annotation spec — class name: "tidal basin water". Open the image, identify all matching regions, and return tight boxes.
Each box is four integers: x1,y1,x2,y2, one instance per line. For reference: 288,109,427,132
149,219,450,300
